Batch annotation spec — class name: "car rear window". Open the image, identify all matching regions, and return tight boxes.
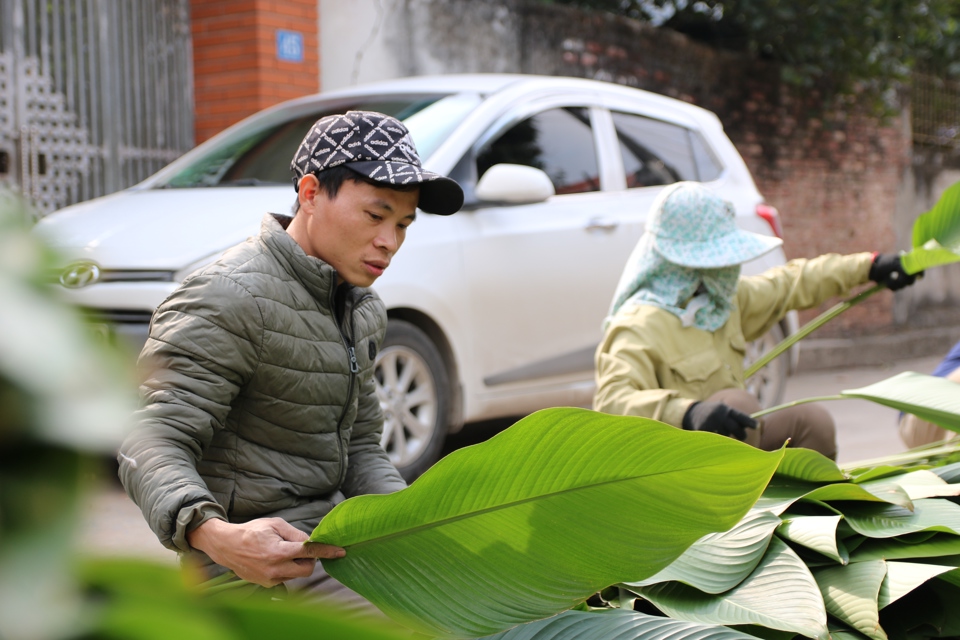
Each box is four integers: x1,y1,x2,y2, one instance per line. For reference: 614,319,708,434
612,111,723,187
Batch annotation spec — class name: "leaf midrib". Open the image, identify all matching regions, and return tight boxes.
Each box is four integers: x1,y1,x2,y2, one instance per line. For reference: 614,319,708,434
342,461,763,550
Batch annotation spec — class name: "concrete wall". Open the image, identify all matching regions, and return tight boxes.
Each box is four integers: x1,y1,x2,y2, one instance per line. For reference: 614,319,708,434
321,0,960,361
320,0,521,91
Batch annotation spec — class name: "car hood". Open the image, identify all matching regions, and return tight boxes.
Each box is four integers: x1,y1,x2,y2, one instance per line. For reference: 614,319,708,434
34,187,293,270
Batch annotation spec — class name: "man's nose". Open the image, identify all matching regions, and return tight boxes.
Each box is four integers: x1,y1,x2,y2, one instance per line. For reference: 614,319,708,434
375,227,400,253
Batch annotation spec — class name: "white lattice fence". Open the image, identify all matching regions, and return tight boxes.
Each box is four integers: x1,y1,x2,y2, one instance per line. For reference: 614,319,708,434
0,0,194,215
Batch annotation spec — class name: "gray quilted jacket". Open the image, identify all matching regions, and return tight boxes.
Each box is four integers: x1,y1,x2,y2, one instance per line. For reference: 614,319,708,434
118,213,406,563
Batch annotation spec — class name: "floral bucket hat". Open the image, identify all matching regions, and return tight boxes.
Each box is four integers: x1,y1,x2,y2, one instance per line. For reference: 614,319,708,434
647,182,782,268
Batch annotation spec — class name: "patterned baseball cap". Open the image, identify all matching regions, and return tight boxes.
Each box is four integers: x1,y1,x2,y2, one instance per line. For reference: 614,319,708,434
647,182,782,268
290,110,463,215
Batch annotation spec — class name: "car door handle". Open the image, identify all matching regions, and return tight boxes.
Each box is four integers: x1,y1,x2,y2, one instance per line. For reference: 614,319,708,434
585,217,618,233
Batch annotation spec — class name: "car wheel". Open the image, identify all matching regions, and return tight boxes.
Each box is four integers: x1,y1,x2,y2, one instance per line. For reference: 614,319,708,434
375,319,451,482
744,322,789,409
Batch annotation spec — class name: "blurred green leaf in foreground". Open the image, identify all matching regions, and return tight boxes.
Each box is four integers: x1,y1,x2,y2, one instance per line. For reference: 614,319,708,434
0,192,135,640
0,194,407,640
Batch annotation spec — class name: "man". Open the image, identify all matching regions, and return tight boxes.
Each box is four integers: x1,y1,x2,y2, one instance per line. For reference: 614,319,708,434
594,182,919,459
118,111,463,591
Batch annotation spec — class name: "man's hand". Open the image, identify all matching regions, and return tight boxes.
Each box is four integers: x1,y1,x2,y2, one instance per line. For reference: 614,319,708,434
682,401,758,441
186,517,345,587
869,253,921,291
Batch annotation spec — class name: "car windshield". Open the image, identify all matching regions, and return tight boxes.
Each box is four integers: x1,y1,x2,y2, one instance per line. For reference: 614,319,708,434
159,92,482,188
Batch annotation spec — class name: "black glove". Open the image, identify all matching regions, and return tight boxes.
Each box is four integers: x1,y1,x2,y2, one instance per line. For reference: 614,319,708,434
869,253,920,291
682,401,758,441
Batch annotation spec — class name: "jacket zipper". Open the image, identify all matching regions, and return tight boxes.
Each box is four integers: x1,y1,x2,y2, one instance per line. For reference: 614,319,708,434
331,288,373,488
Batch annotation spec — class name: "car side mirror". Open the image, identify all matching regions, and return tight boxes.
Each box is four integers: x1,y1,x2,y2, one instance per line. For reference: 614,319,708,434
474,164,555,204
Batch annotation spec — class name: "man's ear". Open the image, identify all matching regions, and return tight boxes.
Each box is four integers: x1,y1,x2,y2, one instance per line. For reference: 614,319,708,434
297,174,321,211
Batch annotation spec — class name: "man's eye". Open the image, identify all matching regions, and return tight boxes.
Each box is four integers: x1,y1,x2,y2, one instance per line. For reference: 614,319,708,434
368,212,383,222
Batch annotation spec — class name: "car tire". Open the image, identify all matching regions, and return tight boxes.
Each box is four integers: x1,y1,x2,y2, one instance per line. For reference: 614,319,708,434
744,322,789,409
375,319,451,482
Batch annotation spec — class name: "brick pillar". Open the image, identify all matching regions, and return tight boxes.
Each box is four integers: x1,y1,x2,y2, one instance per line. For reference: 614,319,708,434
190,0,319,143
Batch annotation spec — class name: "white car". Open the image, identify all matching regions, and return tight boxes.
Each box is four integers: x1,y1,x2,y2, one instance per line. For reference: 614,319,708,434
36,74,795,478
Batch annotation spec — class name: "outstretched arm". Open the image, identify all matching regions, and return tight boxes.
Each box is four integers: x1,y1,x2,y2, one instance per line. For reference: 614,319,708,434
737,252,874,341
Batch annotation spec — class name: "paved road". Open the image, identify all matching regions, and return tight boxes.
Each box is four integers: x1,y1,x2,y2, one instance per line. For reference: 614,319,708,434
76,354,943,563
784,354,941,465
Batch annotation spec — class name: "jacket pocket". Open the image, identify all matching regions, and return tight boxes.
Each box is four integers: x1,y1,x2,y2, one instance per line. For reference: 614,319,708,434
670,349,723,384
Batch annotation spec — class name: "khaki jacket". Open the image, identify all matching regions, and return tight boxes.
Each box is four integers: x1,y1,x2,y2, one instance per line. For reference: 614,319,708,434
594,253,874,427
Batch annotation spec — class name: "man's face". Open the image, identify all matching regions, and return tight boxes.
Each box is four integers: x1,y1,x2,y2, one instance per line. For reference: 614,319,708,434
292,176,419,288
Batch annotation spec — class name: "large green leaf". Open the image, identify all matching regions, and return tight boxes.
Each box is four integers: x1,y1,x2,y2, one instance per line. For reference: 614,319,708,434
634,538,828,639
220,599,413,640
773,449,848,483
879,579,960,639
848,466,912,484
79,558,410,640
901,181,960,275
877,561,955,609
826,625,871,640
309,408,783,638
937,568,960,589
900,238,960,275
840,372,960,432
625,511,782,594
931,460,960,483
754,478,910,515
851,533,960,562
482,609,759,640
813,561,887,640
814,559,959,640
876,469,960,500
840,499,960,539
777,514,847,564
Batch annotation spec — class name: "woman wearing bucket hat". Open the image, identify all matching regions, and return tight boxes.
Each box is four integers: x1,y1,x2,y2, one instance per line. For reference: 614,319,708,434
593,182,919,459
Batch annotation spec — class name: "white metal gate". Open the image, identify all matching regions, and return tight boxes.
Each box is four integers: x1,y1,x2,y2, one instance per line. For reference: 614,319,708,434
0,0,194,215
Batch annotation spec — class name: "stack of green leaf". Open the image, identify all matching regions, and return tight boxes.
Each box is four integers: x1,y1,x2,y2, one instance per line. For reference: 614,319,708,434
307,371,960,640
474,455,960,640
477,453,960,640
608,449,960,640
553,371,960,640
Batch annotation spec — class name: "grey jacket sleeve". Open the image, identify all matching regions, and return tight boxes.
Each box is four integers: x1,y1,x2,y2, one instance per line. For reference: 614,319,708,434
340,364,407,497
117,274,262,552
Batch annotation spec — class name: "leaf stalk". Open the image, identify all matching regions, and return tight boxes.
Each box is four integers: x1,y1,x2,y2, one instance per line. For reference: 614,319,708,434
744,284,885,380
750,395,846,420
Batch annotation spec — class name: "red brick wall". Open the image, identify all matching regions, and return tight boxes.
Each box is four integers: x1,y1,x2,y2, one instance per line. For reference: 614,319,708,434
190,0,319,143
748,90,911,337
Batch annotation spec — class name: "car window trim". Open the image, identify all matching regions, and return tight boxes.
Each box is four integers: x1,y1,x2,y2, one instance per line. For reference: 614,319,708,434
470,94,602,157
470,96,607,197
589,106,626,192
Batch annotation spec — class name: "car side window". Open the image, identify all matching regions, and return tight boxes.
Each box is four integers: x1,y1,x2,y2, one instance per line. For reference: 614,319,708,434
690,130,723,182
612,111,722,188
476,107,600,195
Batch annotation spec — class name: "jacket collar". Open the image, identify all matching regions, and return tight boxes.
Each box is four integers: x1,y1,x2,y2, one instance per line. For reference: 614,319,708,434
259,213,348,304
